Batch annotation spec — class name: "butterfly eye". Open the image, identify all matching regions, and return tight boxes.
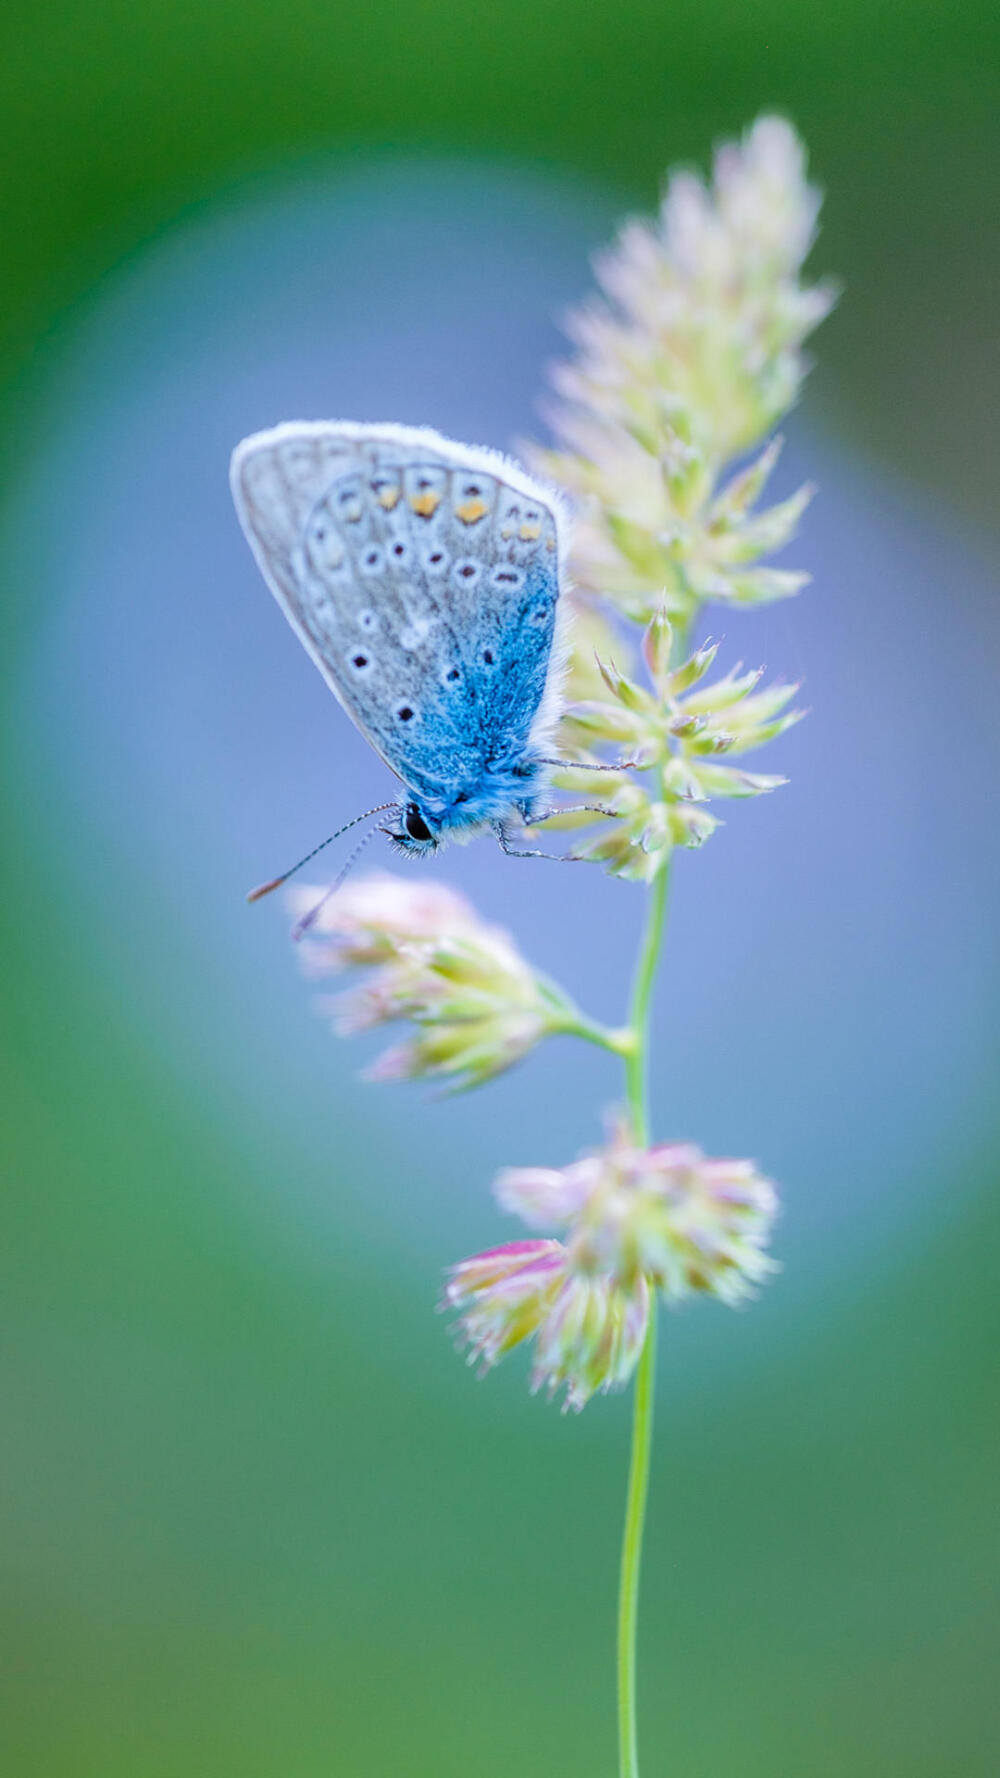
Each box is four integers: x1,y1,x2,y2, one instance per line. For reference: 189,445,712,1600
404,804,432,842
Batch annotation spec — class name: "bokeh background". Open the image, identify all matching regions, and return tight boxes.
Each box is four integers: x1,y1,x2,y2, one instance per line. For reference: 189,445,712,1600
1,5,998,1775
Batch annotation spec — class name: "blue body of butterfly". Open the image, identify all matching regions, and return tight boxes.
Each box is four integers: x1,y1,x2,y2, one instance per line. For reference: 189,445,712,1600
231,421,569,856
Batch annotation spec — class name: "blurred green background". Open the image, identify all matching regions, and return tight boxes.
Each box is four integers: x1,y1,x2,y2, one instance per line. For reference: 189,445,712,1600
1,4,998,1776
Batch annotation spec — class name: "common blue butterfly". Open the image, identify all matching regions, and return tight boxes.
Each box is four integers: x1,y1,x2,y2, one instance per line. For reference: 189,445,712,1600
231,422,611,898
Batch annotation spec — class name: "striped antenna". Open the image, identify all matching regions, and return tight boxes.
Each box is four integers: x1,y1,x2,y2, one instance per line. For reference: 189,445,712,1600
291,819,390,940
246,804,398,902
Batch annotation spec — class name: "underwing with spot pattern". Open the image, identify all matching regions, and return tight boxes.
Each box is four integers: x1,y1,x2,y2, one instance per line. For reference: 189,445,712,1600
231,420,571,856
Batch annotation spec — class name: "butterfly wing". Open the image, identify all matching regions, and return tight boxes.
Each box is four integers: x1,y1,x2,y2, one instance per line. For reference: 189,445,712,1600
230,422,567,804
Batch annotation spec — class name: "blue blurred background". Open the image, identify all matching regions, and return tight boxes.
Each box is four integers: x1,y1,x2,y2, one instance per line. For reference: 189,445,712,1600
1,6,998,1776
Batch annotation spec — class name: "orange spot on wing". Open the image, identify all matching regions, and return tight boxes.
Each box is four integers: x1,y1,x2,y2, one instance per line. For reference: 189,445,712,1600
456,498,488,525
519,521,541,541
376,486,401,510
410,491,441,518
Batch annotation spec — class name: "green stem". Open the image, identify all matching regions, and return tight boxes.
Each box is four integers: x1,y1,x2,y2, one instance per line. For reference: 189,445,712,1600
617,860,671,1778
618,1297,657,1778
624,863,670,1147
538,976,635,1060
563,1014,636,1059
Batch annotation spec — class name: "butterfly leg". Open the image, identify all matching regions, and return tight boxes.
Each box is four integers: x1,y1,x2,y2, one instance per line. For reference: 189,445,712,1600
494,821,590,862
522,804,622,825
536,757,643,772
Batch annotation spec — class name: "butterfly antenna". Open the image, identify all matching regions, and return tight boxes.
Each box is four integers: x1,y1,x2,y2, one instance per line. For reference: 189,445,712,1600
246,804,398,903
291,820,387,941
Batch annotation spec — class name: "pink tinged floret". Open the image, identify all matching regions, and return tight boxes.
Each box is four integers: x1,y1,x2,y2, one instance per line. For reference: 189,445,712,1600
493,1158,599,1228
532,1271,651,1412
445,1240,567,1370
444,1239,652,1411
290,873,474,950
446,1240,565,1295
363,1041,420,1083
291,871,577,1089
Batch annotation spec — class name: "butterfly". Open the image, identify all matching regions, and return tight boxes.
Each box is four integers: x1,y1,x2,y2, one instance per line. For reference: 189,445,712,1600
231,420,619,907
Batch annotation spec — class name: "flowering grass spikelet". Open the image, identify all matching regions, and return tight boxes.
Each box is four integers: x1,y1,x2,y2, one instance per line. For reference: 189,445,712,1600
445,1126,778,1409
528,114,835,626
520,116,830,882
497,1126,779,1308
444,1240,650,1412
542,612,803,877
290,872,619,1088
444,1241,567,1364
